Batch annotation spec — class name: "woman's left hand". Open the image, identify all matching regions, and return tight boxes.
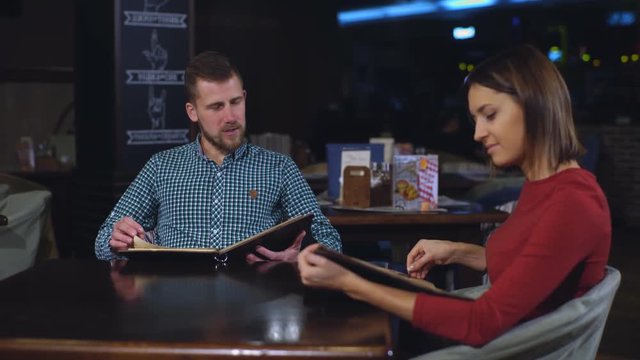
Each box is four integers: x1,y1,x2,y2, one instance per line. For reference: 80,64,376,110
298,243,354,291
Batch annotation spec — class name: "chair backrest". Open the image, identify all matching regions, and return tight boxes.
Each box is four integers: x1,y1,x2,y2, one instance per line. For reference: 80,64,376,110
0,184,9,214
0,174,58,279
413,266,622,360
0,173,47,194
465,177,525,210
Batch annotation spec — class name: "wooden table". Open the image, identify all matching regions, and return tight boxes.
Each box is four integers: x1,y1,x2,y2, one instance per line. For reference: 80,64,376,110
325,208,509,227
325,207,508,250
325,208,510,289
0,259,393,359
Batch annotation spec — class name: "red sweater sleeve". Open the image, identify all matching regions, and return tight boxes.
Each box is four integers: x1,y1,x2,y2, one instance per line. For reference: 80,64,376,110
412,185,610,346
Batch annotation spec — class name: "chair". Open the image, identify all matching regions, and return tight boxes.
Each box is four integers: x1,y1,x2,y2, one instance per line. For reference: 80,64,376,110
0,184,9,226
0,174,58,280
413,266,621,360
465,176,525,210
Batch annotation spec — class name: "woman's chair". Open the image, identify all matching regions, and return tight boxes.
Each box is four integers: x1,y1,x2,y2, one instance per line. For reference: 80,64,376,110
465,176,525,210
413,266,621,360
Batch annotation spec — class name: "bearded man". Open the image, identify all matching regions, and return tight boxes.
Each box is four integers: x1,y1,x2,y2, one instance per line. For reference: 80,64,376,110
95,51,341,261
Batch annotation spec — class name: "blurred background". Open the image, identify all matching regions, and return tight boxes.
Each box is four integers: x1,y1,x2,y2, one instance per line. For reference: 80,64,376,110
1,0,638,251
1,1,639,357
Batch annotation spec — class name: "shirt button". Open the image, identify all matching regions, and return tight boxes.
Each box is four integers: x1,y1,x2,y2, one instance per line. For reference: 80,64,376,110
213,229,220,235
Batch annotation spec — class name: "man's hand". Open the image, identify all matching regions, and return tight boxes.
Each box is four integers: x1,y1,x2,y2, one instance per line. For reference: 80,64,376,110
109,260,143,302
109,216,145,252
246,230,306,263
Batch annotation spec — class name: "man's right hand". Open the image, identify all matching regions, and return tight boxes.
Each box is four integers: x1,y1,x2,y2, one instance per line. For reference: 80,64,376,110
109,217,145,252
247,230,306,263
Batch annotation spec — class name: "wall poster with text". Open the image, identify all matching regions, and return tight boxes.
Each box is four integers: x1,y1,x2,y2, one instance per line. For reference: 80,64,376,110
117,0,191,172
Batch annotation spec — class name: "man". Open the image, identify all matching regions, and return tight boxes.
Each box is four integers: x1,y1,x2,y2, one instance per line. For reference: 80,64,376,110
95,51,341,261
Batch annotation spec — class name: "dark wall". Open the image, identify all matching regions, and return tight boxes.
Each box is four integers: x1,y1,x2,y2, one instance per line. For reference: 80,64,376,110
0,0,74,70
195,0,343,145
74,0,116,178
332,0,639,159
193,0,639,161
7,0,635,164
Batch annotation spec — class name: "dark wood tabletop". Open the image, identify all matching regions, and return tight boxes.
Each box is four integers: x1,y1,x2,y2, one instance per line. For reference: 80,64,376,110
323,207,509,250
0,259,393,359
324,207,509,289
324,208,509,226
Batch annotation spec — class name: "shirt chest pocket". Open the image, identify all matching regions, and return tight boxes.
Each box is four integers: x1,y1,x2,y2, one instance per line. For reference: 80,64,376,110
230,183,280,218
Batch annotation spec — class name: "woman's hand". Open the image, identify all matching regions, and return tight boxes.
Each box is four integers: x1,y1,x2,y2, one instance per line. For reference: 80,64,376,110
406,239,459,279
298,243,356,291
298,244,418,322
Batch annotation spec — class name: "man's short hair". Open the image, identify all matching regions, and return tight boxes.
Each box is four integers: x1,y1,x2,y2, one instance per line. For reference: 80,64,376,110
185,51,243,102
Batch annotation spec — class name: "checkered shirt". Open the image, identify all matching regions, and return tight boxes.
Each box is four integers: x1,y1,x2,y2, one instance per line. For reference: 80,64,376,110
95,139,341,260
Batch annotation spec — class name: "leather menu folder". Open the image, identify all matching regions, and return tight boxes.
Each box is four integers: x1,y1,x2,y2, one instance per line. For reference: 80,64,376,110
313,246,471,300
118,213,313,263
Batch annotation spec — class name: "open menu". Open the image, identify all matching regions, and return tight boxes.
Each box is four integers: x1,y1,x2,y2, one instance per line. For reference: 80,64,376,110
313,246,471,300
117,213,313,262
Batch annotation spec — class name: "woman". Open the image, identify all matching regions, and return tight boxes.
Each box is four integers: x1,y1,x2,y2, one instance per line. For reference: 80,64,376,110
298,44,611,347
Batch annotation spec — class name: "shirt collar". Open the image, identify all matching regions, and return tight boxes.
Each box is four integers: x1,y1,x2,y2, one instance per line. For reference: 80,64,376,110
194,134,248,162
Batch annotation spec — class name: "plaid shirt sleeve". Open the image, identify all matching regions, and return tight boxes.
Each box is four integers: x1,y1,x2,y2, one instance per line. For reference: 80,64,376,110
279,157,342,252
94,156,160,260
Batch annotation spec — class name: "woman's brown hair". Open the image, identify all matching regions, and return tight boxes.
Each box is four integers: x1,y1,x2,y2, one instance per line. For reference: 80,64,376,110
464,44,584,173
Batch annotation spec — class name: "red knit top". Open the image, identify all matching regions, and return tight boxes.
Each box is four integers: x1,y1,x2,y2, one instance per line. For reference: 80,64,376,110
412,168,611,346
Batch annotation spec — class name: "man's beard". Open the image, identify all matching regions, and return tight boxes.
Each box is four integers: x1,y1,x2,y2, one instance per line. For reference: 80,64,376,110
200,123,245,155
